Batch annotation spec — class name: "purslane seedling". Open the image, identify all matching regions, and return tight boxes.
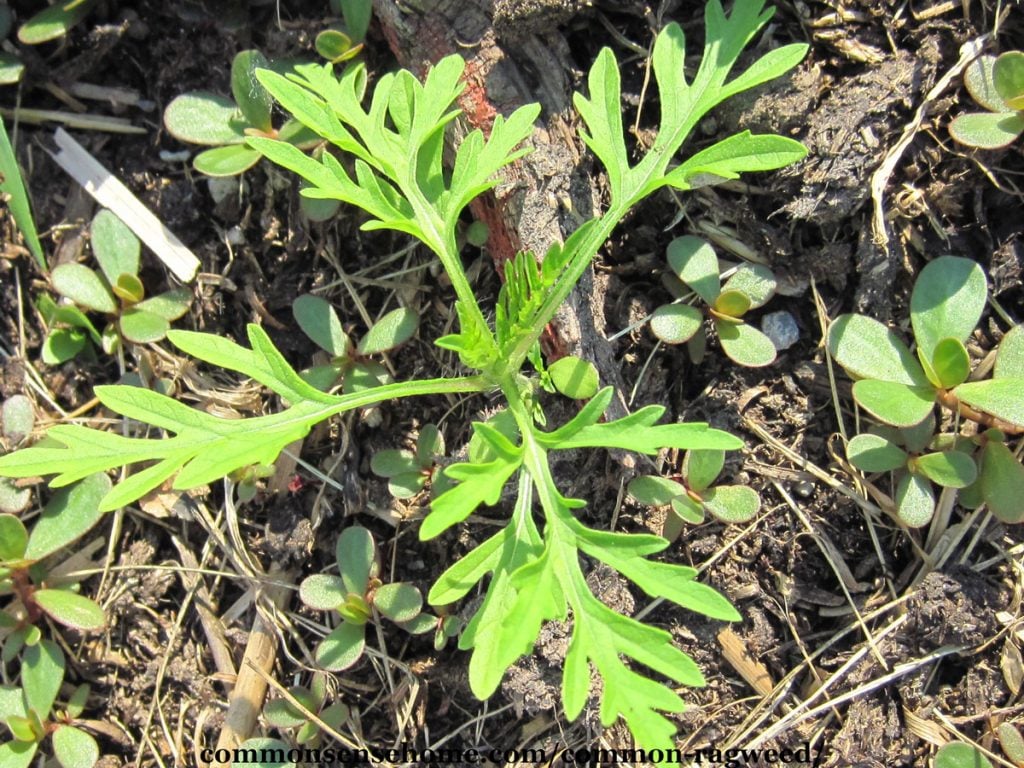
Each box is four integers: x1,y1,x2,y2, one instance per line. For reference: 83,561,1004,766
828,256,1024,526
0,640,99,768
370,424,445,499
298,526,431,671
263,672,349,747
949,51,1024,149
0,0,808,749
650,235,778,367
41,209,192,363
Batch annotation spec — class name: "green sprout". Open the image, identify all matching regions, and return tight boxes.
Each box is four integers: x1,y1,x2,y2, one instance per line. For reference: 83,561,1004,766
163,50,319,177
828,256,1024,526
316,0,372,65
292,294,419,393
0,0,809,748
649,236,777,367
0,116,43,270
263,673,349,747
949,52,1024,149
299,526,429,671
370,424,445,499
628,448,761,538
0,640,98,768
40,209,191,363
0,475,109,657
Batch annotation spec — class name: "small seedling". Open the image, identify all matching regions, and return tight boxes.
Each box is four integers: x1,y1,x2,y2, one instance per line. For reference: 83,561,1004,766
0,474,110,655
15,0,96,45
828,256,1024,525
316,0,372,66
370,424,444,499
0,640,99,768
845,415,977,527
650,236,777,367
298,526,428,671
164,50,319,177
41,209,191,363
950,52,1024,149
263,673,349,746
629,449,761,539
292,294,418,393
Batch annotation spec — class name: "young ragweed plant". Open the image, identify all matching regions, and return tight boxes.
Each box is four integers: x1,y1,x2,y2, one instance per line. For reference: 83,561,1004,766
0,0,808,748
949,51,1024,149
0,640,98,768
828,256,1024,527
291,294,418,393
41,209,191,363
298,526,429,671
650,236,777,367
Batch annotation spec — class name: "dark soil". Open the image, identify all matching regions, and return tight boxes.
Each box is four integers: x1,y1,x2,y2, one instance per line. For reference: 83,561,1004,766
2,1,1023,767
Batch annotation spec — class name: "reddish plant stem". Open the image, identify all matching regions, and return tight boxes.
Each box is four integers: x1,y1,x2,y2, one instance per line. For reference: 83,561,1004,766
935,388,1024,435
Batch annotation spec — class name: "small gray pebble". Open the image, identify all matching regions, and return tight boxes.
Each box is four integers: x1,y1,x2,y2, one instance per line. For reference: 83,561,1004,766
761,311,800,351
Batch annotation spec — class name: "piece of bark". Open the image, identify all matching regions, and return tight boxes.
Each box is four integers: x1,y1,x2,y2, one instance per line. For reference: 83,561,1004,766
373,0,631,421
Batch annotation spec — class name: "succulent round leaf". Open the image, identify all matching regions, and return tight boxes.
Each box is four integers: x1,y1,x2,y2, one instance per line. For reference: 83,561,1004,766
998,723,1024,765
702,485,760,523
23,639,64,719
315,621,366,671
0,740,37,768
666,236,720,304
949,112,1024,149
51,264,117,314
336,526,375,595
231,50,274,132
264,696,307,729
910,256,987,364
315,29,361,63
25,472,111,561
995,325,1024,380
929,337,971,389
0,514,28,562
851,380,935,427
193,145,262,177
42,329,87,365
373,582,423,623
51,725,99,768
953,378,1024,428
0,53,24,86
387,472,427,499
846,433,908,473
649,304,702,344
894,471,934,528
399,612,438,635
299,192,342,222
827,314,928,385
0,478,31,515
717,321,777,367
995,51,1024,110
34,589,105,631
90,209,140,285
112,273,145,305
712,289,751,319
319,701,350,730
416,424,444,466
721,264,776,309
50,304,101,340
135,288,192,322
670,495,704,524
299,574,347,611
911,451,977,489
232,738,296,768
980,440,1024,523
370,449,417,479
548,355,599,400
964,56,1010,113
933,743,994,768
357,307,418,355
17,0,94,45
683,449,725,492
164,92,248,146
293,294,350,357
301,364,344,392
342,361,388,393
119,309,170,344
65,684,89,720
627,475,687,507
